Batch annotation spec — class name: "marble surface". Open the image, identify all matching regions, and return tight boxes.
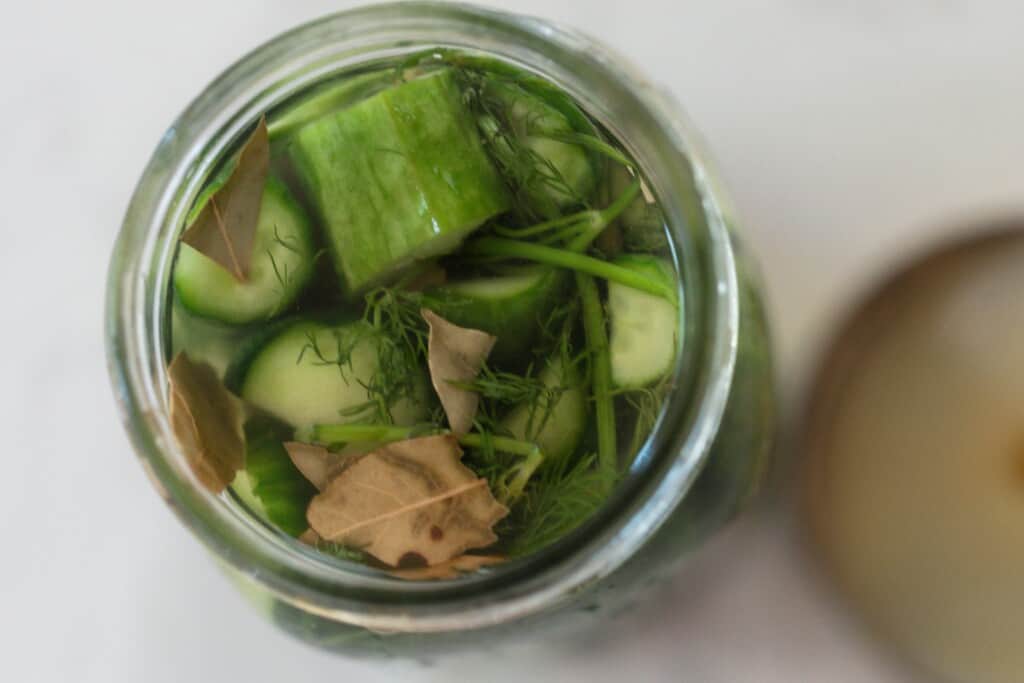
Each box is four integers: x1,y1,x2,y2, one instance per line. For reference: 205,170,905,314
2,1,1021,681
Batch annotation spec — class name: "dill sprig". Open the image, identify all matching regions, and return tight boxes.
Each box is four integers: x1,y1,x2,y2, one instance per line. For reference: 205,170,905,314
265,224,305,318
363,287,428,358
501,452,618,557
456,68,586,222
618,377,673,466
296,327,360,378
290,288,430,424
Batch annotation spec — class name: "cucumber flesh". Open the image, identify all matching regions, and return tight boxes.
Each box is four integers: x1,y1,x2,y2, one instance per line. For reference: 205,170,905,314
608,255,680,389
238,319,428,429
289,69,509,293
500,354,586,464
170,298,252,379
230,470,267,519
243,416,317,536
421,267,565,366
173,177,316,324
233,415,317,537
479,79,597,218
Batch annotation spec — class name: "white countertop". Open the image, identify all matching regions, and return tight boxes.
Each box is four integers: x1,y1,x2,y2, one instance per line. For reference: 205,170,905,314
2,1,1021,681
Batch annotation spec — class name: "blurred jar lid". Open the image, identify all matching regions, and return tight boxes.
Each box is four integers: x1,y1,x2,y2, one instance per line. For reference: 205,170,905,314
802,226,1024,683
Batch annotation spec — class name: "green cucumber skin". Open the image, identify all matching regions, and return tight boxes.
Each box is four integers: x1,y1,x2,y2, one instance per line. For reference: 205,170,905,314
421,268,566,367
289,69,509,294
480,79,597,218
173,177,317,325
240,415,317,537
267,71,396,142
607,255,680,389
237,319,428,429
500,355,586,464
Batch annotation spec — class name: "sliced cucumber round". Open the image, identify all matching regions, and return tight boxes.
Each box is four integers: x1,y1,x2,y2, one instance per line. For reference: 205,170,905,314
170,298,253,379
608,255,680,389
173,177,316,325
500,353,586,464
237,319,428,429
233,415,317,537
421,267,565,366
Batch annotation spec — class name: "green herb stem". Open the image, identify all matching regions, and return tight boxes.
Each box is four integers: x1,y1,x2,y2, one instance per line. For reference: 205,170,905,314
567,179,640,251
576,273,617,476
463,236,672,299
458,433,545,502
308,424,545,503
310,423,435,444
538,130,635,168
491,180,640,252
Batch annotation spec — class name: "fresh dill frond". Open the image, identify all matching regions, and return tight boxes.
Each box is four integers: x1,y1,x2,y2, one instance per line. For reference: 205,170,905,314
264,224,304,319
501,452,619,557
296,328,360,380
271,223,302,254
456,68,587,222
356,287,431,424
619,377,673,465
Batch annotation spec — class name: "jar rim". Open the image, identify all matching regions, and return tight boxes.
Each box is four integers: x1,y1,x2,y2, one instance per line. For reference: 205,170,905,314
106,0,739,632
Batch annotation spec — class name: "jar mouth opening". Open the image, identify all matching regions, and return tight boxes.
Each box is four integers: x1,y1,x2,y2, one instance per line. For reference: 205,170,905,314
106,1,739,632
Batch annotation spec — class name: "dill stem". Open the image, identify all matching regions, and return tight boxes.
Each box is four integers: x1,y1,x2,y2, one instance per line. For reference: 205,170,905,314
537,130,636,168
566,179,640,252
493,211,590,239
311,423,433,444
576,273,617,476
458,434,544,503
492,180,639,251
463,236,672,299
309,424,545,501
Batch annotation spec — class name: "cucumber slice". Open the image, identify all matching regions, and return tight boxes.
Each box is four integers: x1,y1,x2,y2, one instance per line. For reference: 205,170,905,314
237,319,428,429
608,255,680,389
421,267,565,366
173,177,316,324
606,164,668,253
234,415,317,537
230,470,266,519
289,69,509,293
170,298,253,379
478,79,597,218
500,354,586,464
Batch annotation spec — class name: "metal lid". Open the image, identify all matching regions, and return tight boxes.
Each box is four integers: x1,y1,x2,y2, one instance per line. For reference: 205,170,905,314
802,228,1024,683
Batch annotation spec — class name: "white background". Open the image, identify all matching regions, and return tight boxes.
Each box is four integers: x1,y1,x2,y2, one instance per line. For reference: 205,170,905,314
2,1,1022,681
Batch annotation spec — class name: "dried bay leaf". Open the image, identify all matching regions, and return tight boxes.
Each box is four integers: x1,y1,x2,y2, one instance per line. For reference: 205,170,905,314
422,308,496,435
298,528,322,546
284,441,358,491
180,118,270,281
167,353,244,493
307,434,508,567
389,554,505,580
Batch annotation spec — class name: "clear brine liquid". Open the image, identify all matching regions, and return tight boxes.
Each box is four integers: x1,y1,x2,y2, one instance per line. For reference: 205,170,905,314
169,49,681,572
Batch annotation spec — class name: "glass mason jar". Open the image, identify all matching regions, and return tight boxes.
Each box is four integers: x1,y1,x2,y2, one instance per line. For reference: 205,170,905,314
106,1,774,659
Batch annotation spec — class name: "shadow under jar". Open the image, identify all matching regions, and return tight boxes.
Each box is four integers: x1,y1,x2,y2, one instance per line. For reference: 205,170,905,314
106,1,774,659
